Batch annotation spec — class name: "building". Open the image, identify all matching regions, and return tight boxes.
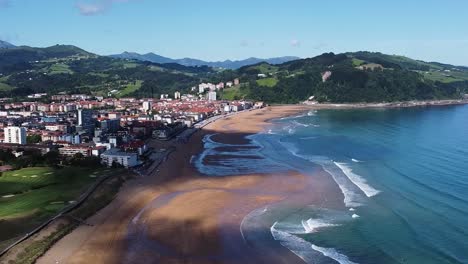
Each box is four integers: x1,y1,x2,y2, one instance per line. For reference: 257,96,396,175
142,101,152,112
321,71,332,82
100,118,120,133
234,78,240,85
152,122,186,140
59,145,91,157
4,126,27,144
77,109,95,134
100,148,139,168
207,91,217,101
174,91,181,100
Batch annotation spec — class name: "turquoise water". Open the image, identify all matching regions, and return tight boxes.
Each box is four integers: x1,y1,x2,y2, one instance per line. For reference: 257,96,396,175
260,105,468,264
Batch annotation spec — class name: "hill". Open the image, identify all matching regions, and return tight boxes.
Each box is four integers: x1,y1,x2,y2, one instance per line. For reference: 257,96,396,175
0,40,16,49
1,44,467,103
220,52,468,103
110,52,300,69
0,45,216,98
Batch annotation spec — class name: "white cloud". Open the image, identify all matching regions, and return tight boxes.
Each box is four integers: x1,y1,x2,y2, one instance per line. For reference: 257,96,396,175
290,39,301,47
75,0,134,16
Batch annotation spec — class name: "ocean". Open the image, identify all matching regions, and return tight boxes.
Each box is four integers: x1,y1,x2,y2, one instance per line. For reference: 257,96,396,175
195,105,468,264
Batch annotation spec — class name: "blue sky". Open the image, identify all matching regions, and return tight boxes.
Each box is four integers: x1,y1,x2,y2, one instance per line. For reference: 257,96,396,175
1,0,468,65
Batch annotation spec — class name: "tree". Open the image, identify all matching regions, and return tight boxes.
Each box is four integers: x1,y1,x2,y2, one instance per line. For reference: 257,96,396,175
44,151,60,167
27,134,42,144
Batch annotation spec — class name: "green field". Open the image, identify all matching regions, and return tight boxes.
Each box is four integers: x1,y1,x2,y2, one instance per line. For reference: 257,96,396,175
46,63,73,75
352,58,365,66
123,62,139,69
421,70,468,83
220,85,248,100
0,166,114,242
0,82,14,91
256,77,278,87
88,72,110,78
118,80,143,97
252,63,279,74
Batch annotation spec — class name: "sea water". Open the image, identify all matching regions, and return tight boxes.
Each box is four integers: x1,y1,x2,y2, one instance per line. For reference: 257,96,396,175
258,105,468,264
194,105,468,264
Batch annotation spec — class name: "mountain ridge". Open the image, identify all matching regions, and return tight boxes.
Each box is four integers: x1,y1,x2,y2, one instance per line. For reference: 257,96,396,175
1,43,467,104
0,40,16,49
109,52,300,69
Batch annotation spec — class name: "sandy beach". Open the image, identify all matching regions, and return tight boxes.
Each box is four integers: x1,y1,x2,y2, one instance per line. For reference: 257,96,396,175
37,105,343,264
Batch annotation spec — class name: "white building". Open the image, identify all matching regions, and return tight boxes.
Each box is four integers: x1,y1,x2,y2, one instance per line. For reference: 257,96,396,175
4,126,27,144
174,91,181,99
207,91,217,101
100,148,139,168
142,101,152,112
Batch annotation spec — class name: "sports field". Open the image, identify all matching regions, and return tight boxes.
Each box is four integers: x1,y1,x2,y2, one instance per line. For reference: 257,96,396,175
0,167,114,243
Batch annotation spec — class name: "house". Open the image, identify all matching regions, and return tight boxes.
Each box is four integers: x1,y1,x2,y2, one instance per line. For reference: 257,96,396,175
152,122,186,140
254,102,265,108
59,145,92,157
100,148,139,168
121,140,147,155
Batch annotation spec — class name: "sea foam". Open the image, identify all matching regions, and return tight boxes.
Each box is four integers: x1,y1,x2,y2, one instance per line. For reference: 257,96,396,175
311,245,359,264
271,221,358,264
334,162,381,197
278,140,365,208
301,218,338,233
270,222,323,263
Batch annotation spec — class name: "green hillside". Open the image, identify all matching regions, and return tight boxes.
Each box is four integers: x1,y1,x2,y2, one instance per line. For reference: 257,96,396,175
234,52,468,103
1,45,467,103
0,45,215,98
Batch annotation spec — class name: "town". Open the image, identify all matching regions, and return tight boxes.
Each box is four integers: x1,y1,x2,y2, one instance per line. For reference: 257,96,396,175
0,78,264,172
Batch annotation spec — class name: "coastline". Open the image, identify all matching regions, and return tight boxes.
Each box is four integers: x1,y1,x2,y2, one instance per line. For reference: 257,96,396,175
301,99,468,108
37,105,328,264
30,101,468,263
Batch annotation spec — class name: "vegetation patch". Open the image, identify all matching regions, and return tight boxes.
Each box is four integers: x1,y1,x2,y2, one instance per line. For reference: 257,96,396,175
118,80,143,97
47,63,73,75
256,77,278,87
0,82,13,91
0,167,110,243
0,170,130,264
220,85,248,100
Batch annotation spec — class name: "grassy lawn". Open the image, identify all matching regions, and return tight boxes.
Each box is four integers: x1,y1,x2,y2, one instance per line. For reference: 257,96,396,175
148,65,164,72
220,85,248,100
422,70,468,83
123,62,138,69
256,77,278,87
118,80,143,97
352,58,365,66
88,72,109,78
253,63,279,74
0,166,114,242
47,63,73,75
0,82,14,91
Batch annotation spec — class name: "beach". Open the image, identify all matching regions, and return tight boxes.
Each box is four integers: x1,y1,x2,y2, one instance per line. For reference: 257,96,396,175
37,105,341,264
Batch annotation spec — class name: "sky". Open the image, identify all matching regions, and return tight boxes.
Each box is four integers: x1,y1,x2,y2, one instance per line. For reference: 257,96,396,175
1,0,468,65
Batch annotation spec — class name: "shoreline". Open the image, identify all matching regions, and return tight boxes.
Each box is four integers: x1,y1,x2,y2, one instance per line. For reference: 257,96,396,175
31,102,468,263
300,98,468,109
37,105,319,264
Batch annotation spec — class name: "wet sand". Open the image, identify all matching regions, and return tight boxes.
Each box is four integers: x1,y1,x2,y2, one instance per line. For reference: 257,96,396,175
37,105,343,264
